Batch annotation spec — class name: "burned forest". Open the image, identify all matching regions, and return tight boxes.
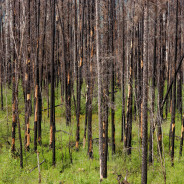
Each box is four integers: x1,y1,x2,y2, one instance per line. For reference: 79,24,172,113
0,0,184,183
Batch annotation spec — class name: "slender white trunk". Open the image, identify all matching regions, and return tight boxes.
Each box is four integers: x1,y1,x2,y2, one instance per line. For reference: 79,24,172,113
95,0,103,179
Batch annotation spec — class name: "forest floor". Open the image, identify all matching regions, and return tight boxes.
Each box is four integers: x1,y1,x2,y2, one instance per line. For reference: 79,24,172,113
0,86,184,184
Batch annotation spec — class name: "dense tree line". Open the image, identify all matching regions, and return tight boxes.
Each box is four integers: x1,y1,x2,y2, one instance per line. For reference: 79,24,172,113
0,0,184,183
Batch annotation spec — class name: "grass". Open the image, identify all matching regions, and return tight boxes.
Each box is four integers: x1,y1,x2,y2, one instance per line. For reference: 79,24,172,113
0,84,184,184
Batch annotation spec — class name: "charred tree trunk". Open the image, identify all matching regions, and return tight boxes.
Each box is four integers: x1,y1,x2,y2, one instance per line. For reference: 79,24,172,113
37,0,42,146
121,0,125,142
177,5,182,119
125,7,134,154
110,0,115,155
76,0,85,151
15,35,23,168
157,12,165,156
50,0,56,166
170,0,178,166
34,0,38,152
137,20,143,139
11,0,16,153
0,55,3,110
149,0,157,163
179,4,184,156
25,0,31,151
86,0,94,158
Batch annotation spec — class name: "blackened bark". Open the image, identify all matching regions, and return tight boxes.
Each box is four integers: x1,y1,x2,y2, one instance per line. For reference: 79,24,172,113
11,0,16,153
149,1,157,163
34,0,38,152
125,8,134,154
179,4,184,156
50,0,56,166
110,0,115,155
137,21,143,138
25,0,31,151
157,13,165,156
15,44,23,168
125,35,133,155
180,115,184,156
0,62,3,110
62,0,71,127
37,0,42,146
177,5,182,119
171,0,178,166
121,0,125,142
76,0,85,151
86,0,94,158
40,0,47,89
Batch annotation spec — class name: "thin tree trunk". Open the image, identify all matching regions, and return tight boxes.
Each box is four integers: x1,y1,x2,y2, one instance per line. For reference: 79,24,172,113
121,0,125,142
37,0,42,146
50,0,56,166
149,0,157,163
16,55,23,168
110,0,115,155
0,60,3,110
157,13,164,156
125,6,134,154
96,0,108,179
34,0,38,152
25,0,31,151
171,0,178,166
5,0,9,141
11,0,16,153
177,4,182,119
76,0,85,151
138,18,143,140
86,0,94,158
179,3,184,156
141,1,148,183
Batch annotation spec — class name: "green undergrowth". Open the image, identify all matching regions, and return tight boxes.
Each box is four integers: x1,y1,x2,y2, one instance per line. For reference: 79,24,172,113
0,85,184,184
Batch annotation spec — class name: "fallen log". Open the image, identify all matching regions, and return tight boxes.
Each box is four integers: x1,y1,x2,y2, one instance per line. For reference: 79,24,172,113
30,159,45,173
